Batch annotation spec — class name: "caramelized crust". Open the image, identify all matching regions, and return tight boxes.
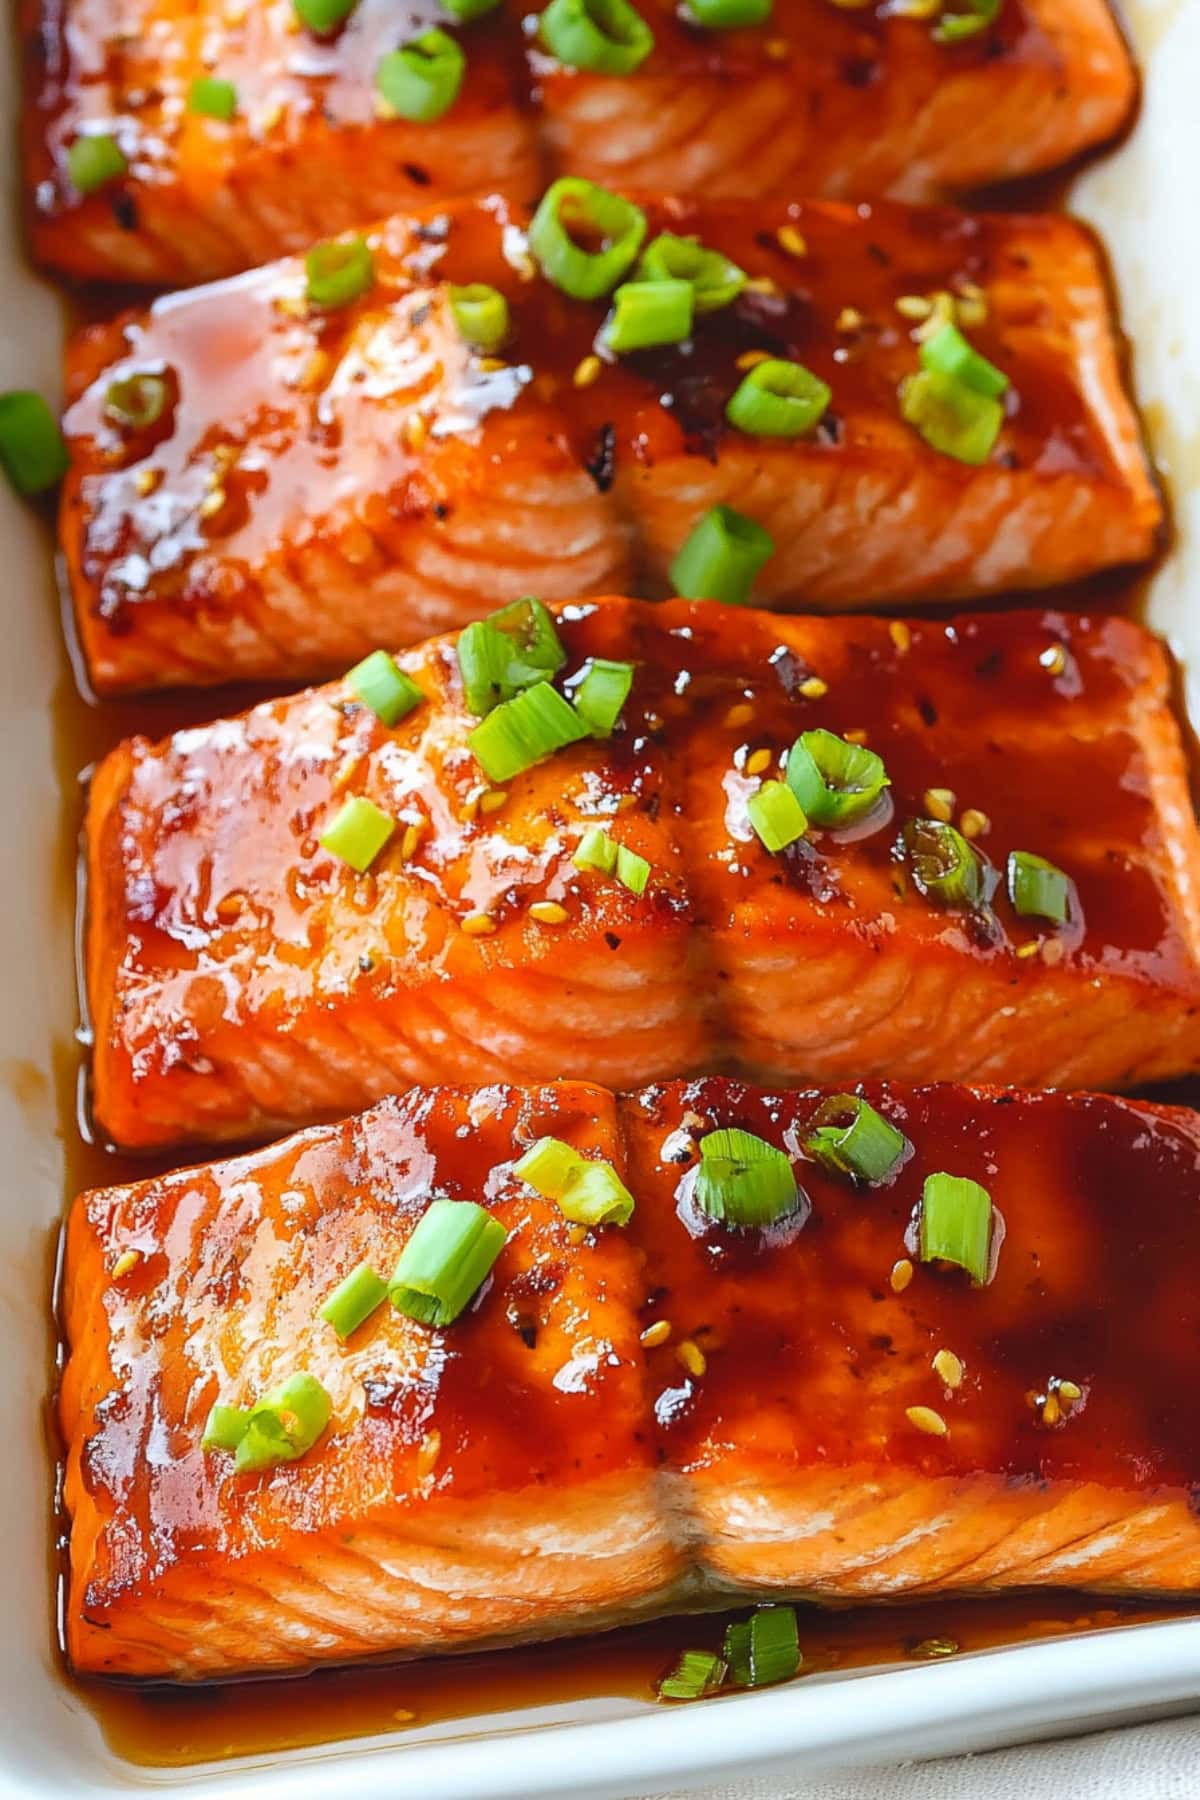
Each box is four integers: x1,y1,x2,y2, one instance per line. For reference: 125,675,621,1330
60,195,1161,694
61,1078,1200,1679
84,602,1200,1149
24,0,1134,285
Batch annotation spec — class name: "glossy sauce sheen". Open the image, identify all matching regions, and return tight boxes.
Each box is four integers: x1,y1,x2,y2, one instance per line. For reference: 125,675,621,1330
60,194,1162,690
22,0,1135,283
59,1077,1200,1681
84,600,1200,1150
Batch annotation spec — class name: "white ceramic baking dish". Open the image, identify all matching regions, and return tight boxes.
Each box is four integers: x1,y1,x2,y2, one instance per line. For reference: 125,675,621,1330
5,1,1200,1791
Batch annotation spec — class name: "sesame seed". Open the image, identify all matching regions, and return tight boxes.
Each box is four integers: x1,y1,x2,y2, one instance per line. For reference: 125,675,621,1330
909,1637,960,1659
677,1340,707,1378
915,292,957,342
888,620,912,654
681,1110,706,1131
460,792,481,823
399,822,424,863
735,349,772,371
404,413,428,452
842,728,869,746
745,748,772,776
297,349,331,392
890,1258,914,1293
111,1249,141,1280
257,101,284,134
1041,1394,1062,1426
479,789,508,815
724,701,755,728
615,792,638,812
640,1319,672,1348
416,1429,442,1479
1057,1379,1082,1402
955,297,988,329
764,35,789,58
476,356,507,373
332,753,363,793
1015,939,1041,959
932,1348,963,1390
959,808,990,839
905,1405,948,1438
566,1222,589,1245
836,307,864,333
573,354,601,389
799,676,828,699
923,787,956,823
461,911,495,936
895,295,933,321
275,294,308,319
1040,644,1067,676
776,225,807,259
744,275,780,296
530,900,569,925
392,1708,416,1723
215,891,246,920
198,488,226,519
134,466,161,497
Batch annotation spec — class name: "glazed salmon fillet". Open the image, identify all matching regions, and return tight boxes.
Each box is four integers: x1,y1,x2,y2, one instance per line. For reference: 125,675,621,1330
24,0,1133,286
61,1077,1200,1680
60,194,1161,695
85,601,1200,1150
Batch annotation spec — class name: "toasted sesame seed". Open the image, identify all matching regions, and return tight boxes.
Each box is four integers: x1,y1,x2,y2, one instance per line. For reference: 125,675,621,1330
134,466,161,497
1041,1394,1062,1426
479,789,508,815
959,808,990,839
958,280,986,305
111,1249,141,1280
744,275,780,296
745,748,772,776
460,791,481,823
615,793,638,812
888,620,912,654
404,413,428,452
461,911,495,936
1015,939,1041,959
735,348,772,371
906,1405,948,1438
530,900,569,925
392,1708,416,1723
416,1429,442,1479
257,100,284,133
275,294,308,320
681,1110,706,1131
1057,1379,1082,1402
910,1636,960,1659
799,676,828,699
399,822,424,863
297,348,331,392
640,1319,672,1348
215,891,246,920
955,297,988,329
1040,643,1067,676
198,487,226,519
890,1258,914,1293
677,1340,707,1378
895,294,933,321
914,292,957,342
836,306,864,333
776,225,807,259
843,728,869,746
923,786,956,823
332,753,363,794
932,1348,963,1390
724,701,755,728
764,35,789,58
573,354,602,389
567,1221,590,1245
476,356,507,374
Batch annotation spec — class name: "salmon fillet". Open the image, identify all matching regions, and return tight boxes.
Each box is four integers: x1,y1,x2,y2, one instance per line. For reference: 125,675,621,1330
84,601,1200,1150
24,0,1133,287
60,194,1161,695
60,1076,1200,1681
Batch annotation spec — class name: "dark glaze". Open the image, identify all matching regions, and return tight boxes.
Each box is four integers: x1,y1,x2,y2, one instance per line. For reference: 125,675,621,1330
62,193,1120,635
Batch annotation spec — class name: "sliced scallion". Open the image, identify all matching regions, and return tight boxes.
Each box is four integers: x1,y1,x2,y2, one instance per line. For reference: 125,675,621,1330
0,392,69,495
529,178,647,301
187,75,238,120
694,1127,799,1228
804,1095,910,1185
571,657,633,736
903,817,985,909
1007,850,1070,925
293,0,357,31
346,648,423,725
934,0,1000,42
457,597,566,717
919,1172,993,1284
616,844,650,896
443,0,501,15
376,31,465,123
920,321,1008,399
103,371,169,431
513,1135,634,1226
636,233,745,314
234,1372,332,1474
686,0,772,25
573,824,619,874
319,795,397,872
449,282,510,353
726,358,831,439
319,1262,388,1340
388,1198,506,1327
725,1607,801,1688
604,277,693,354
67,133,127,194
201,1403,251,1453
785,728,889,828
658,1648,726,1702
899,368,1003,465
305,235,374,309
669,505,774,606
469,679,588,781
539,0,655,74
747,779,806,853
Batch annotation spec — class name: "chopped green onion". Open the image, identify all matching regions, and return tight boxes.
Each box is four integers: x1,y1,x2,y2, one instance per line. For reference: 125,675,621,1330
377,31,465,124
669,505,774,607
187,75,238,120
903,817,986,909
573,825,619,874
388,1198,506,1327
694,1127,799,1228
726,358,831,439
319,795,397,872
616,844,650,896
449,283,510,353
804,1094,910,1185
346,648,423,725
202,1403,251,1453
934,0,1000,43
636,233,745,314
785,728,889,828
529,178,647,302
457,597,566,717
571,658,633,736
67,133,127,194
305,235,374,309
319,1262,388,1340
469,680,587,781
234,1372,333,1473
457,620,512,717
0,392,69,495
1007,850,1071,925
513,1135,634,1226
490,594,567,678
442,0,500,15
293,0,357,31
725,1607,801,1688
539,0,655,74
920,1172,993,1284
899,368,1003,466
604,278,693,354
686,0,772,24
920,322,1008,399
747,779,807,853
103,371,169,431
658,1648,726,1702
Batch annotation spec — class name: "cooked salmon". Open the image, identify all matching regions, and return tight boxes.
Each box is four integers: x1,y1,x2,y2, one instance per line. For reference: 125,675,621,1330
60,193,1161,695
84,601,1200,1150
24,0,1133,287
60,1076,1200,1680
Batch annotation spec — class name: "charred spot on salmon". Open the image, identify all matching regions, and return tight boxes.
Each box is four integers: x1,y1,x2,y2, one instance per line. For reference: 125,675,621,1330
584,423,617,493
